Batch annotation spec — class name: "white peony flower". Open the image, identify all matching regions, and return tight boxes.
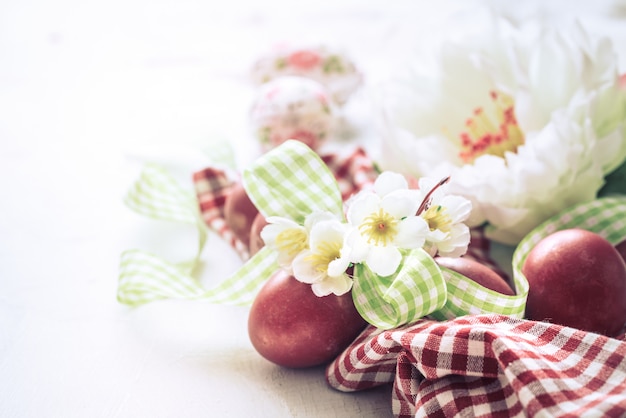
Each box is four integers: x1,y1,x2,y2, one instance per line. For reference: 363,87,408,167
291,219,353,296
346,171,429,277
379,14,626,245
261,211,336,271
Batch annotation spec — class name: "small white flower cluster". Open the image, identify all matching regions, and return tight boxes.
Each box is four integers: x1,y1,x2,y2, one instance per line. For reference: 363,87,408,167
261,171,472,296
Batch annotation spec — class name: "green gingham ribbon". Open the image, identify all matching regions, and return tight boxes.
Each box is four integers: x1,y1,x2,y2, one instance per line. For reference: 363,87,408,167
511,196,626,298
117,141,534,329
352,248,447,329
117,140,348,308
242,141,450,329
122,164,206,272
242,140,344,221
117,164,278,307
429,266,527,321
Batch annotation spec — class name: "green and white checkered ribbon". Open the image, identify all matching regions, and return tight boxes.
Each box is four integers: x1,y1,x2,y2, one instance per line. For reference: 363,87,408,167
242,140,344,221
117,141,348,308
117,141,535,329
240,141,453,329
117,164,278,307
122,163,206,272
512,196,626,300
118,246,278,306
352,248,447,329
429,266,527,321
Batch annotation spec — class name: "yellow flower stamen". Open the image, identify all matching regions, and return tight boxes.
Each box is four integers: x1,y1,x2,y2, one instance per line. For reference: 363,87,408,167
422,205,452,232
304,241,342,273
446,90,525,164
275,228,308,256
359,208,399,246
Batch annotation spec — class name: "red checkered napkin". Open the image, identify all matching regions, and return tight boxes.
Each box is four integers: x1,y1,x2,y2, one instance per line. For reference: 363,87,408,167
326,314,626,417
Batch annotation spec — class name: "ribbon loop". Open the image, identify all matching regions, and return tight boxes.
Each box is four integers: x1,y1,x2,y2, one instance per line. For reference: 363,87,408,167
118,245,278,306
242,140,344,222
117,162,279,307
429,267,525,321
352,248,448,330
124,164,199,224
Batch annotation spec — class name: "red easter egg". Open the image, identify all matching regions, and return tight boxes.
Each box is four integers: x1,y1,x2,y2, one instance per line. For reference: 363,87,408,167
522,228,626,337
248,271,367,368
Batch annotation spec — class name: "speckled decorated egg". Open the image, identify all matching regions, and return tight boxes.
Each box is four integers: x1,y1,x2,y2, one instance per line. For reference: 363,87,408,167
249,76,336,152
250,45,362,105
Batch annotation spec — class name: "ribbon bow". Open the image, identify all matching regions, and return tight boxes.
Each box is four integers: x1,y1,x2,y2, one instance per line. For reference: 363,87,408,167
118,141,529,330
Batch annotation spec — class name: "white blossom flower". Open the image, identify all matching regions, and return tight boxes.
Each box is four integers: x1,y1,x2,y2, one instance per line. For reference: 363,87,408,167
379,14,626,245
417,177,472,257
261,211,336,271
291,219,353,296
346,171,429,277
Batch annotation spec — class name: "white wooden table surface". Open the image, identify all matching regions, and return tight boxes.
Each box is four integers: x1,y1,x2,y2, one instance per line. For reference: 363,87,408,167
2,0,626,416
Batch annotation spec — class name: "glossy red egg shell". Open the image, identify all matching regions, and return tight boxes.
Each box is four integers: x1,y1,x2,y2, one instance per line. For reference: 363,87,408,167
249,213,268,257
248,271,367,368
223,183,259,246
522,228,626,337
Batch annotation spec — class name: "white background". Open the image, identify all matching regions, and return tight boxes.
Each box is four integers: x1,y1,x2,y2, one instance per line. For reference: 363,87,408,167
2,0,626,416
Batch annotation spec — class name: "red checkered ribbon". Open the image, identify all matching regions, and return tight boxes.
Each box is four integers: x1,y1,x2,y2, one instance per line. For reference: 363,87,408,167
326,314,626,417
320,148,378,201
193,167,250,259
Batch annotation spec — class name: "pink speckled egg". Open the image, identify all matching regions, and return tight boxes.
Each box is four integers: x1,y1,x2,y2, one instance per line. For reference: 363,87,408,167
250,76,337,152
251,44,362,105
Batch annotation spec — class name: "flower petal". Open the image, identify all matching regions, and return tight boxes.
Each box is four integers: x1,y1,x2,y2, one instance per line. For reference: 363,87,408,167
427,228,448,243
327,255,351,277
292,250,324,284
304,211,338,231
277,252,296,272
393,216,428,249
418,177,448,205
311,274,352,297
346,192,380,225
440,195,472,224
380,189,421,219
346,228,369,263
309,219,346,251
366,245,402,277
260,216,301,247
374,171,408,197
435,223,471,257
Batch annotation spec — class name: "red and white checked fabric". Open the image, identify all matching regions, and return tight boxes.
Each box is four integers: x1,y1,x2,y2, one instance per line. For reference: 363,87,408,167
193,166,251,259
326,314,626,417
319,147,378,201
